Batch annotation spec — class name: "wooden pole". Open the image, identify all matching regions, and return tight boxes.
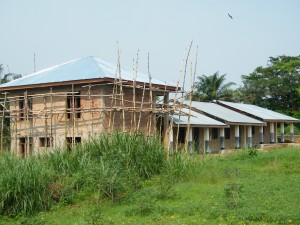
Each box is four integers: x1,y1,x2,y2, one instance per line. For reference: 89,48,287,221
72,84,75,148
0,92,7,153
184,62,193,153
64,92,68,149
117,47,126,132
175,40,193,151
137,82,146,132
15,98,18,152
88,84,92,140
25,91,29,157
147,53,153,136
44,96,48,152
50,87,53,148
184,45,198,153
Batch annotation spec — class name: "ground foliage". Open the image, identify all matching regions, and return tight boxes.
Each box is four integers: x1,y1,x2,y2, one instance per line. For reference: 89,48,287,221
0,139,299,224
0,132,166,216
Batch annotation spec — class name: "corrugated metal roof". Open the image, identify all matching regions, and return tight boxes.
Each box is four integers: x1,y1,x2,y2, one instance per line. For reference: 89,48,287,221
0,56,174,88
171,108,228,127
184,101,266,125
217,101,300,122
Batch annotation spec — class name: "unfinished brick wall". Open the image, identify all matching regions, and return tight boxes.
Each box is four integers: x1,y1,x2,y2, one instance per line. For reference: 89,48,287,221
8,83,159,155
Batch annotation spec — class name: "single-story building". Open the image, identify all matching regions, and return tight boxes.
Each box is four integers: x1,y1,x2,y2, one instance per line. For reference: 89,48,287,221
170,107,228,153
181,101,267,151
216,101,300,143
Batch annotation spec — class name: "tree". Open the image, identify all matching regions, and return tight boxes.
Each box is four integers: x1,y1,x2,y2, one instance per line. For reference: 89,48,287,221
241,55,300,117
0,64,21,84
193,71,236,102
0,64,22,151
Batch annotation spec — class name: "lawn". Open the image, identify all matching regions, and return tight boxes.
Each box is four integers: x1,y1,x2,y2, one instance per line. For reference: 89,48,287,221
0,136,299,224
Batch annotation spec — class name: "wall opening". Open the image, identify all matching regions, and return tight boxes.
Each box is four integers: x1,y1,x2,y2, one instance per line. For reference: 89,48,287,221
39,137,52,147
66,137,81,150
67,92,81,119
212,128,218,139
225,128,230,139
19,137,33,156
19,98,24,120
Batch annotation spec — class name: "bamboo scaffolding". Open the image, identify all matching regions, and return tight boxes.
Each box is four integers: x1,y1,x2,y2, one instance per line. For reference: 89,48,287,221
25,91,29,157
117,46,126,132
137,82,146,132
175,40,193,152
64,91,68,149
184,45,198,153
44,96,48,152
109,70,118,133
72,84,75,148
0,92,7,153
88,84,92,140
168,42,190,153
147,53,153,136
131,51,139,132
50,87,53,147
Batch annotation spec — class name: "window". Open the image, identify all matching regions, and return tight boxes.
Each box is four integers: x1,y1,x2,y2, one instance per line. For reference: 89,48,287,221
19,137,33,157
39,137,52,147
19,98,24,120
66,137,81,150
225,128,230,139
178,127,186,144
67,92,81,119
212,128,218,139
252,126,255,135
19,97,33,120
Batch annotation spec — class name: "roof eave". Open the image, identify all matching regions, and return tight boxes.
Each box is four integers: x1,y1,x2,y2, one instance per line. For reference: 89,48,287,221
0,78,177,92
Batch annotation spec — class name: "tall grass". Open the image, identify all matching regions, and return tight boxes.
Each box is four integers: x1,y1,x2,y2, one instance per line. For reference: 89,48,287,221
0,132,167,216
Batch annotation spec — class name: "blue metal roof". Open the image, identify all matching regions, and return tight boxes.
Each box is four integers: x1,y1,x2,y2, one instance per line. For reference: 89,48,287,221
217,101,300,122
171,108,228,127
185,101,266,125
0,56,174,89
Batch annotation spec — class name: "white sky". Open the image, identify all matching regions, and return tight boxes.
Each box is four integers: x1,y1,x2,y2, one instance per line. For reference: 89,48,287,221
1,0,300,89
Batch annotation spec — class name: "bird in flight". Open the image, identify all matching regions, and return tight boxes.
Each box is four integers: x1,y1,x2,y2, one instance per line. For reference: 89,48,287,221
228,13,233,19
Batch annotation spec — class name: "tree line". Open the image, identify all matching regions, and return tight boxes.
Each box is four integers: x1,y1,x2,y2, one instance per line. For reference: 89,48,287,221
192,55,300,118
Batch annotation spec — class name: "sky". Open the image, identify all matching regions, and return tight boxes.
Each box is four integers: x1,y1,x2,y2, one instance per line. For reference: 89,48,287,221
1,0,300,90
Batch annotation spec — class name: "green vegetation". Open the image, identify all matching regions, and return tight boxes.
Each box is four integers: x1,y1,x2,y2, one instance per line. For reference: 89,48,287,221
193,71,236,102
241,55,300,118
0,133,299,224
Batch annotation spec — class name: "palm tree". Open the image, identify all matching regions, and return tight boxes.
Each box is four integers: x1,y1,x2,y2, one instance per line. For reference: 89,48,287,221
193,71,236,102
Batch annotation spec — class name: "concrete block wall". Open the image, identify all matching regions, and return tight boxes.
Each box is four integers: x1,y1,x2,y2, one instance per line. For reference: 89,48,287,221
9,84,157,155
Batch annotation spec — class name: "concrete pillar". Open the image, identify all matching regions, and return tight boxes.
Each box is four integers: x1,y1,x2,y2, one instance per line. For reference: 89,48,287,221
270,122,274,143
204,128,210,153
247,126,252,148
275,122,278,143
188,128,193,154
259,126,264,144
169,128,174,154
243,125,247,148
220,128,225,150
235,125,240,149
280,122,285,143
290,122,294,143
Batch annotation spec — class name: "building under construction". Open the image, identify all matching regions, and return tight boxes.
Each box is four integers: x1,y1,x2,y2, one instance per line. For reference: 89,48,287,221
0,56,299,156
0,56,176,156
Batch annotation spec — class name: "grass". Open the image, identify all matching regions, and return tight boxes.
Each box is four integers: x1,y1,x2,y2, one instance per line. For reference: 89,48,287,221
0,133,299,224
